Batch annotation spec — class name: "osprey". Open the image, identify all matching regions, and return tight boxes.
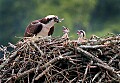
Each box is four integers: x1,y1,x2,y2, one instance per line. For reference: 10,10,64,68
70,30,86,46
62,26,70,38
24,15,63,37
77,30,87,44
62,26,70,46
77,30,86,39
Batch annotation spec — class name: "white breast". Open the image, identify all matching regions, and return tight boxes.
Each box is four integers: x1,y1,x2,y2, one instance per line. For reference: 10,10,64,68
37,27,49,37
36,21,55,37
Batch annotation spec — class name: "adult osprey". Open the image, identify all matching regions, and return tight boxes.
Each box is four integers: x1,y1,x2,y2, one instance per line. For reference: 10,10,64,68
24,15,62,37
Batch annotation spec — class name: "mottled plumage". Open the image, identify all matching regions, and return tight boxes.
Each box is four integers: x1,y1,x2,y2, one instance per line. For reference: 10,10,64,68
24,15,60,37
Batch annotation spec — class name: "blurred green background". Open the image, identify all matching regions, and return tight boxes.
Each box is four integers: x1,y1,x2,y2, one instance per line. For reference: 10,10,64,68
0,0,120,45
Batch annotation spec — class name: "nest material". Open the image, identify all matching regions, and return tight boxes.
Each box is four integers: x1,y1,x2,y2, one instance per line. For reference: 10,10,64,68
0,34,120,83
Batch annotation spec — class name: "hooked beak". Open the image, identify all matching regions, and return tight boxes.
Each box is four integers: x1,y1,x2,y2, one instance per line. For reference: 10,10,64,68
54,18,59,23
54,18,64,23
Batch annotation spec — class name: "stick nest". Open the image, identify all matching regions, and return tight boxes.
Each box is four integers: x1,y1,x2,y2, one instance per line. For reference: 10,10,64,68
0,34,120,83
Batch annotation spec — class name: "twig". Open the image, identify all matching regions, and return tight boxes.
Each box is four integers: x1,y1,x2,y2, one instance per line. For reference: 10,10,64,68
0,35,119,82
96,63,114,73
28,73,30,83
42,38,68,46
51,67,70,82
69,77,77,83
108,54,119,65
82,64,89,83
92,72,101,82
31,72,37,83
76,47,107,65
98,53,120,82
8,42,16,48
77,47,120,80
5,77,12,83
0,44,26,70
76,47,116,72
101,36,120,43
40,52,73,69
16,68,35,79
79,45,108,49
35,65,53,80
96,63,120,80
31,41,44,56
116,71,120,74
0,47,3,51
97,73,105,83
14,52,72,80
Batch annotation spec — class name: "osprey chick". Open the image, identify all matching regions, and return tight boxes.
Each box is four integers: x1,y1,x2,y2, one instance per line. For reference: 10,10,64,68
62,26,70,38
24,15,63,37
77,30,87,43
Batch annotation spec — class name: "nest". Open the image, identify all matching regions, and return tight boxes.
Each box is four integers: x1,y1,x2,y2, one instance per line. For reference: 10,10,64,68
0,34,120,83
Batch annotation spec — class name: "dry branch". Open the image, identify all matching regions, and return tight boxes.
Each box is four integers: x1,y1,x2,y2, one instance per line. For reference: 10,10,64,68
0,34,120,83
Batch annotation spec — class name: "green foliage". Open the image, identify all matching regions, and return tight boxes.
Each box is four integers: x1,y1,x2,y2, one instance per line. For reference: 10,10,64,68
0,0,120,45
90,0,120,32
0,0,36,45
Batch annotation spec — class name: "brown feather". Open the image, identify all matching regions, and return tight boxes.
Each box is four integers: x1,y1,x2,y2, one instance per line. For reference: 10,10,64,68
24,20,42,37
24,18,55,37
48,26,54,36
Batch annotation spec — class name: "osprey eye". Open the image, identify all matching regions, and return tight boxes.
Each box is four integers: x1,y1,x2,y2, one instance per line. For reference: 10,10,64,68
49,18,53,20
54,17,59,23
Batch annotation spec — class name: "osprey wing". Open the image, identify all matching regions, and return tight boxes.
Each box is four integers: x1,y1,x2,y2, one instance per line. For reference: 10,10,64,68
48,26,54,36
24,20,43,37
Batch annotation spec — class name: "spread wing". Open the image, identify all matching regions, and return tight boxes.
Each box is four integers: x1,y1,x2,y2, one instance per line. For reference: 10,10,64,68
24,20,43,37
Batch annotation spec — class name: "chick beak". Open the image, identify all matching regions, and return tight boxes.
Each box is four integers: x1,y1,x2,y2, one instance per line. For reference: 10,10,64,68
77,31,80,35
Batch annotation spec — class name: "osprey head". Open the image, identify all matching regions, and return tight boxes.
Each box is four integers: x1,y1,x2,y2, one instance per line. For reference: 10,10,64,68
77,30,86,38
45,15,64,23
